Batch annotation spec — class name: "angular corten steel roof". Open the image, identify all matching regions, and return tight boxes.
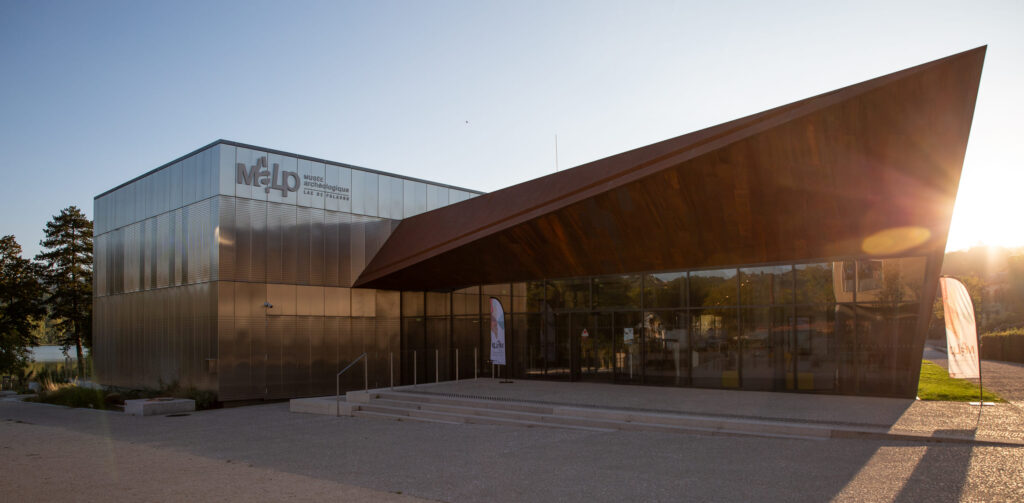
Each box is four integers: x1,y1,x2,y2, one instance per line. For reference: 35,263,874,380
356,47,986,291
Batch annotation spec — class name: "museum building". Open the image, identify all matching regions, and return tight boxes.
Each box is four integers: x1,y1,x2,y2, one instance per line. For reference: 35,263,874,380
93,47,985,400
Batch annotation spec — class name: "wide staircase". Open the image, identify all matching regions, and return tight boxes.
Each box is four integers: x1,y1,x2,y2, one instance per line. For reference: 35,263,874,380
335,389,836,440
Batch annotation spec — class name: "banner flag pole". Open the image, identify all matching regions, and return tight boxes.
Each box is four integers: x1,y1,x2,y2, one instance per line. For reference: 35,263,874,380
938,276,993,407
489,297,513,384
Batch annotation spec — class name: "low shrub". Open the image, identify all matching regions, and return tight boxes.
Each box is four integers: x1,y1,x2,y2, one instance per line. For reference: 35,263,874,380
26,379,220,411
31,385,109,410
184,388,219,410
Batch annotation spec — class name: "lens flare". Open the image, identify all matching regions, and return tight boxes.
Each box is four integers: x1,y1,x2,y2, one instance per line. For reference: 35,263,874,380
861,226,931,255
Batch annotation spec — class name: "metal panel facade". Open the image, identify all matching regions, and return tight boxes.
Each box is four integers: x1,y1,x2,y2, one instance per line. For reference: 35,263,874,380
95,140,478,400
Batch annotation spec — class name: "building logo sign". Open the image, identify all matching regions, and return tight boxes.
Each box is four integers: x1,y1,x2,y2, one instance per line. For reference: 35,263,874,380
236,156,300,197
301,174,350,202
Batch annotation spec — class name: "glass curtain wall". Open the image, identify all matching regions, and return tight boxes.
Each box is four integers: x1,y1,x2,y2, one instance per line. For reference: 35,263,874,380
499,255,930,397
395,255,929,397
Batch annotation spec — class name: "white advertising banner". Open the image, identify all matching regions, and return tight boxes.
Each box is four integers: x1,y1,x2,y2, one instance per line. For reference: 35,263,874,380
489,297,506,365
939,277,980,379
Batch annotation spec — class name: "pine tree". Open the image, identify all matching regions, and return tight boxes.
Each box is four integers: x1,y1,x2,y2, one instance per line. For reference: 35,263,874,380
0,235,45,375
36,206,93,377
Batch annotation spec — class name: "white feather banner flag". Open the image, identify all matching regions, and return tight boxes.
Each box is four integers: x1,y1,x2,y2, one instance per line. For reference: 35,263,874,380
939,276,980,379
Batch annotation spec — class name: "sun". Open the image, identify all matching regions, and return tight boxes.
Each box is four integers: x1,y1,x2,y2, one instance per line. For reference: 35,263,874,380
946,159,1024,252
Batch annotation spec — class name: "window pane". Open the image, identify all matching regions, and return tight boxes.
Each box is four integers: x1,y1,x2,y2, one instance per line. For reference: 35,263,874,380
643,310,689,385
546,278,590,311
857,259,883,292
740,307,789,390
526,281,545,312
795,304,837,391
452,315,481,378
644,272,685,309
425,291,450,317
614,311,642,383
452,286,479,316
795,262,837,304
689,269,737,308
838,260,856,299
593,274,640,310
580,312,615,380
739,266,793,305
690,308,738,388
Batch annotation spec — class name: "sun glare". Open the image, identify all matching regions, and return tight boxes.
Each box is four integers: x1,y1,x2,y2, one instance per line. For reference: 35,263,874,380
946,161,1024,252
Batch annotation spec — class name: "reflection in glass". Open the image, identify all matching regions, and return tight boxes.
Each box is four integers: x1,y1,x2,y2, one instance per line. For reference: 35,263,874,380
523,313,545,376
795,304,836,391
739,307,789,390
593,274,640,310
550,313,572,378
840,261,856,295
644,310,688,385
644,272,685,309
857,260,883,293
453,315,480,378
739,266,793,305
501,256,929,397
526,281,545,313
689,269,737,308
690,308,738,388
580,313,614,380
835,304,858,392
614,311,642,383
546,278,590,310
795,263,836,304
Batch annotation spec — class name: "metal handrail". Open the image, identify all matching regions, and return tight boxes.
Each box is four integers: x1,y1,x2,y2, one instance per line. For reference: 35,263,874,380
336,352,368,417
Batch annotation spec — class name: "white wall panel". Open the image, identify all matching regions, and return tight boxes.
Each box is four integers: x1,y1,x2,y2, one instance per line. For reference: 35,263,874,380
426,184,449,211
217,144,237,197
404,180,427,217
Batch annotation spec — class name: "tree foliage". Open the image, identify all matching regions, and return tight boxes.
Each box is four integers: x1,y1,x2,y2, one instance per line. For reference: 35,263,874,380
35,206,93,376
0,235,45,374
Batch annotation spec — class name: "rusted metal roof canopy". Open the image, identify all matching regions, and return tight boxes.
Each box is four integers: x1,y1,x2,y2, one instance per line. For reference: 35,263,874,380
356,47,986,291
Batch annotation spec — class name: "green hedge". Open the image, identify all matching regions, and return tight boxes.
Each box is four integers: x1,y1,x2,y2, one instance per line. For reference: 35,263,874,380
981,328,1024,364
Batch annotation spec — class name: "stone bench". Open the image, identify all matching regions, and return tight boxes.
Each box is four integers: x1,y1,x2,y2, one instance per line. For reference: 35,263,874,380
125,397,195,416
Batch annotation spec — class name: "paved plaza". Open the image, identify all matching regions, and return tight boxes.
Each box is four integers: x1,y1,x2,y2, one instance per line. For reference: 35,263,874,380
3,382,1023,502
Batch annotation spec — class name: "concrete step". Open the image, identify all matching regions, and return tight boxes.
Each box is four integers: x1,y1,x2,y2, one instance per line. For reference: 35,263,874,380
294,390,1024,446
364,396,828,440
372,398,560,421
355,403,615,432
353,410,463,425
370,398,624,430
372,392,832,440
374,391,556,414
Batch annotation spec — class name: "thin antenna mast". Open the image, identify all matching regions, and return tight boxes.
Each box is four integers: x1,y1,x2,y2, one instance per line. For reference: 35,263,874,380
555,134,559,172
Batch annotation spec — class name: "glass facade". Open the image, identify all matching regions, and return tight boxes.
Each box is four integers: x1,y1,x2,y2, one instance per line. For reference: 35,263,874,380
398,256,931,397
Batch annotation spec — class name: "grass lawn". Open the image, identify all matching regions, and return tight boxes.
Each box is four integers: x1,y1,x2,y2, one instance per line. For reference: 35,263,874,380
917,360,1003,402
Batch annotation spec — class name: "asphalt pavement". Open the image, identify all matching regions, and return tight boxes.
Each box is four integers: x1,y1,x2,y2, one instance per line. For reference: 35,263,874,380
2,395,1022,502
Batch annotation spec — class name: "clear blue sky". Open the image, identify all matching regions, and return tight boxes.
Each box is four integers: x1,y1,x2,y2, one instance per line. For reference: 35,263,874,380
2,0,1021,258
